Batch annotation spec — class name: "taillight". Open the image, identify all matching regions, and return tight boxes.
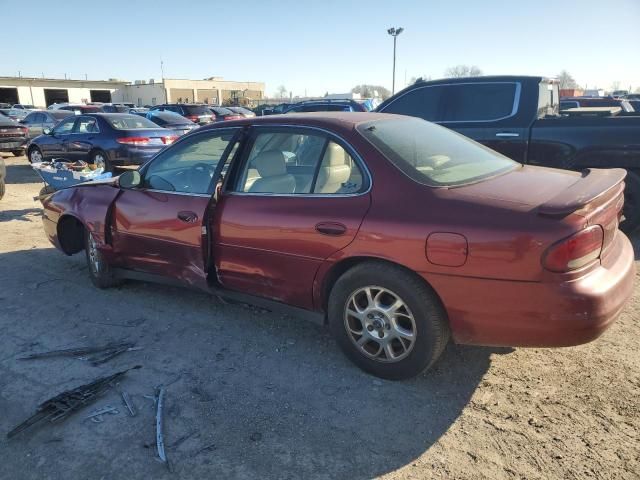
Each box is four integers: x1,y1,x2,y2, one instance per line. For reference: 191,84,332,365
542,226,604,272
162,135,178,144
20,127,28,134
186,115,200,122
225,115,243,121
116,137,150,145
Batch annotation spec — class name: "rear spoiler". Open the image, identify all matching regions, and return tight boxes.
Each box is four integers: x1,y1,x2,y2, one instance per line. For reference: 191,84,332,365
538,168,626,217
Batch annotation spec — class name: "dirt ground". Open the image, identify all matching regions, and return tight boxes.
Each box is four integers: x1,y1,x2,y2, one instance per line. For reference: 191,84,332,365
0,153,638,480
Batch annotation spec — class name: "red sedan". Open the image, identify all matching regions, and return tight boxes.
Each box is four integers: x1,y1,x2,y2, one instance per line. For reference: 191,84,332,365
41,112,635,379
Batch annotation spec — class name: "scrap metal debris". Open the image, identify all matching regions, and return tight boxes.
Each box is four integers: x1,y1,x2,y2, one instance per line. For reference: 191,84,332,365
85,405,119,423
7,366,141,439
19,342,140,366
121,390,136,417
155,386,168,468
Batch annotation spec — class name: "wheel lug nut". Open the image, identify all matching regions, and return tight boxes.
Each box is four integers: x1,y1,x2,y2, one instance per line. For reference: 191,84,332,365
385,324,391,330
367,325,374,332
378,332,384,338
367,314,373,319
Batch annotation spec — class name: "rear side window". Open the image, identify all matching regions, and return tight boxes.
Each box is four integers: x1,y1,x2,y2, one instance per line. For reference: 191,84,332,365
440,83,518,122
380,86,445,121
234,131,365,195
358,117,517,187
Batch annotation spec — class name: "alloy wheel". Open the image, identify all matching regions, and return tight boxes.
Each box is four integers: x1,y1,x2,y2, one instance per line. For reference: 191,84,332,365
30,149,43,164
93,153,106,170
344,286,417,363
87,233,101,274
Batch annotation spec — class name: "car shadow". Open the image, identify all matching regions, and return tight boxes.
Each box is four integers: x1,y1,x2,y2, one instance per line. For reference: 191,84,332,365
4,163,40,185
0,208,42,222
0,247,509,479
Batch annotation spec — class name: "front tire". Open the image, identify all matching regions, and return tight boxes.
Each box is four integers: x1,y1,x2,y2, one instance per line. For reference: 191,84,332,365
11,150,24,157
85,230,121,289
28,146,43,164
328,262,450,380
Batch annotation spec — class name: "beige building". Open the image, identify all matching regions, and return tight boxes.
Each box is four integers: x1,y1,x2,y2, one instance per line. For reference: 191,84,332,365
0,76,265,108
114,77,265,106
0,77,128,107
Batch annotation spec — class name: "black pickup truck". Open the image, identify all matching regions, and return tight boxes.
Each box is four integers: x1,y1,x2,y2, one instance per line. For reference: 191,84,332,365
376,76,640,231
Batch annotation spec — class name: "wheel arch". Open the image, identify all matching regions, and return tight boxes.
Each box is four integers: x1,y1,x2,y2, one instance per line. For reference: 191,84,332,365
56,213,87,255
318,255,448,322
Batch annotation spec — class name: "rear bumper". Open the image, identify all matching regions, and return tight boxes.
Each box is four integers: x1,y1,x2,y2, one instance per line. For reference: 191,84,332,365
111,145,163,166
0,138,27,151
424,232,635,347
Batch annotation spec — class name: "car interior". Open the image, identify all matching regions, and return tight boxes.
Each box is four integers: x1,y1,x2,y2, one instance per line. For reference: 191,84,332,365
238,132,364,194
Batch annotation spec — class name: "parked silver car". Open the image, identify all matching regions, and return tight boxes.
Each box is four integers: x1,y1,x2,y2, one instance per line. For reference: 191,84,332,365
20,110,74,139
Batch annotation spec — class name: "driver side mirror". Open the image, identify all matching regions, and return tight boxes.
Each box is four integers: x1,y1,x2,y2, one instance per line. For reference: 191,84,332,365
43,127,52,135
119,170,142,189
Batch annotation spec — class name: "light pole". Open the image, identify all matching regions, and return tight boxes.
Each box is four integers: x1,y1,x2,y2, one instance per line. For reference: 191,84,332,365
387,27,404,95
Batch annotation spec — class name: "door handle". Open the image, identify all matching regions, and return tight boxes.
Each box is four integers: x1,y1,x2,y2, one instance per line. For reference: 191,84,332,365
177,211,199,223
495,132,520,138
315,222,347,236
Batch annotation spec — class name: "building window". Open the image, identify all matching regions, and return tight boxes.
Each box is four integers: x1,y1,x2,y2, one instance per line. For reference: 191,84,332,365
137,97,142,107
152,97,156,105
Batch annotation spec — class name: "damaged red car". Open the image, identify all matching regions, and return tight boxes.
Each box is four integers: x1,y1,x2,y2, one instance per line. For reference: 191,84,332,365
41,112,635,379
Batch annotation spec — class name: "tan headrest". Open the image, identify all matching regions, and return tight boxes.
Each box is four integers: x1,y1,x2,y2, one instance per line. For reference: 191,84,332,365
252,150,287,177
322,142,347,166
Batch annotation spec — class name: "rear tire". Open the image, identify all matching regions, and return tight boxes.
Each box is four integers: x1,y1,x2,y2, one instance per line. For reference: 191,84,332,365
328,261,450,380
621,170,640,233
11,150,24,157
85,230,121,289
90,150,111,172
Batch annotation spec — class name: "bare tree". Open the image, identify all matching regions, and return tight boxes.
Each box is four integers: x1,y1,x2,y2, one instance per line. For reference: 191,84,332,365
557,70,578,89
275,85,288,99
351,84,391,100
444,65,483,78
610,81,621,92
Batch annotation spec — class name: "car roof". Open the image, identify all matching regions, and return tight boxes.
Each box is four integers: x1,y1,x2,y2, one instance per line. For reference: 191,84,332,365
198,111,392,132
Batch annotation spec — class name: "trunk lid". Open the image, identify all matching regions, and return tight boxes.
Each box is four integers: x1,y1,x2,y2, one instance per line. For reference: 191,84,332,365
453,165,626,254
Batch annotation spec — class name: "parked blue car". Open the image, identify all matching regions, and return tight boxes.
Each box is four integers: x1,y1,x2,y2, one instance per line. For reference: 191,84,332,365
27,113,177,170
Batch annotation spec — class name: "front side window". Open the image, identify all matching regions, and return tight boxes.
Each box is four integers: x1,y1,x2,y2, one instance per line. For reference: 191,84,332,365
143,130,238,194
234,130,365,195
54,117,76,134
358,117,517,187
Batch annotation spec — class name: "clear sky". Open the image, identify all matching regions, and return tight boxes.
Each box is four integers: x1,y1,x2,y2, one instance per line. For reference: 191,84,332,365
2,0,639,96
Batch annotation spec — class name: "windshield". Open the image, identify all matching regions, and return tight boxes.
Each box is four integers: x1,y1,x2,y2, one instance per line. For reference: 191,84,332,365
357,117,518,187
107,115,159,130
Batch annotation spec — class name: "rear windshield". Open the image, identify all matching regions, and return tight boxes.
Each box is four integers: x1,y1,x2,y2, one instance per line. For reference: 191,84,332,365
183,105,212,115
357,117,518,187
150,111,190,123
107,115,159,130
209,107,233,115
51,110,74,119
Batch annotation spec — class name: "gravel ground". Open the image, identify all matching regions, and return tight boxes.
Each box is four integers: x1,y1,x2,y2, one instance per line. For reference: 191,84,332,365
0,153,638,480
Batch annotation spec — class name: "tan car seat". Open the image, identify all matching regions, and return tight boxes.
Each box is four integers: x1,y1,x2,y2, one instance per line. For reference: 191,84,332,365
248,150,296,194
